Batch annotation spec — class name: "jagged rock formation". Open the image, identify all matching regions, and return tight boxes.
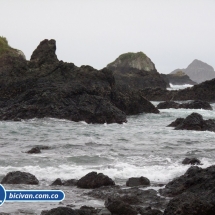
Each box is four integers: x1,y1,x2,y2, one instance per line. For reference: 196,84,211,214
171,59,215,83
107,52,168,91
0,39,159,124
161,70,197,85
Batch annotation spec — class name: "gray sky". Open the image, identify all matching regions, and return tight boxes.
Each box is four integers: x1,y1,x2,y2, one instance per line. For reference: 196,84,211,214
1,0,215,74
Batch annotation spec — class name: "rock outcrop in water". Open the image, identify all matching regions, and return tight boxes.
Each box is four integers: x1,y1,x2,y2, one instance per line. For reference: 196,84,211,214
157,100,212,110
0,39,159,124
77,171,115,188
141,78,215,102
168,112,215,132
171,59,215,83
107,52,168,92
1,171,39,185
161,70,197,85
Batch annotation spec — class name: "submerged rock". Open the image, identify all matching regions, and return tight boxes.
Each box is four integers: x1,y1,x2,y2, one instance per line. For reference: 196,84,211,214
77,172,115,189
1,171,39,185
182,157,201,165
26,146,41,154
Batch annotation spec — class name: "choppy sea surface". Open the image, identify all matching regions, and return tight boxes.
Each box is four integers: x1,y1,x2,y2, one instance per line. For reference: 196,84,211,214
0,84,215,214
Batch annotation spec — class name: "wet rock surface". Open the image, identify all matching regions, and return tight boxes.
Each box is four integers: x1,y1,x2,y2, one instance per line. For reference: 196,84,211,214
50,178,78,186
160,165,215,214
105,196,138,215
88,186,168,210
77,172,115,189
168,112,215,132
26,146,41,154
182,157,201,165
126,176,150,187
1,171,39,185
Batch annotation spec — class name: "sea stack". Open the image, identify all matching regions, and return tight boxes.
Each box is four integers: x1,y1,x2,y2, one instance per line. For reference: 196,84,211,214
107,52,168,91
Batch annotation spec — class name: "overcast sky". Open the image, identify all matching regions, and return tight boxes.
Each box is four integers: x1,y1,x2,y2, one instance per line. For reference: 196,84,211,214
1,0,215,73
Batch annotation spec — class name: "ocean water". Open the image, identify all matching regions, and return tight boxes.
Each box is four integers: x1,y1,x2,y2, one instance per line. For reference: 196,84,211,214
0,98,215,214
167,83,194,90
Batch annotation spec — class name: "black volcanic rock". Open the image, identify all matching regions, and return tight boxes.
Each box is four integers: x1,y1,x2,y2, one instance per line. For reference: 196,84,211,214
141,78,215,102
160,165,215,215
126,177,150,187
157,100,212,110
0,39,159,123
77,172,115,189
27,147,41,154
168,112,215,132
157,101,179,109
107,52,168,91
1,171,39,185
182,157,201,165
41,207,79,215
161,71,197,85
105,197,138,215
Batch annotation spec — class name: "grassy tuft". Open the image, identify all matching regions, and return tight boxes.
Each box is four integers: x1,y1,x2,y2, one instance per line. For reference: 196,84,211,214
0,36,11,55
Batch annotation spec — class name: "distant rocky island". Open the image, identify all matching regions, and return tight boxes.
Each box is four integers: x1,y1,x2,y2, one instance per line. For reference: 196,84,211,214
171,59,215,83
161,70,197,86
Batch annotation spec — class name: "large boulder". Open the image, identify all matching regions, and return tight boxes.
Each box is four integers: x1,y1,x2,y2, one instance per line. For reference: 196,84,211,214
107,52,168,91
168,112,215,132
1,171,39,185
77,172,115,189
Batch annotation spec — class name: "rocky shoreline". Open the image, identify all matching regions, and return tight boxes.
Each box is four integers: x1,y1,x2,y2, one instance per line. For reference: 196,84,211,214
1,161,215,215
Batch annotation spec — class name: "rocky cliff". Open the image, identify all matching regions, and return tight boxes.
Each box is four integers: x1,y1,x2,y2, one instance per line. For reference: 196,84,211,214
171,59,215,83
107,52,168,91
0,39,159,123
